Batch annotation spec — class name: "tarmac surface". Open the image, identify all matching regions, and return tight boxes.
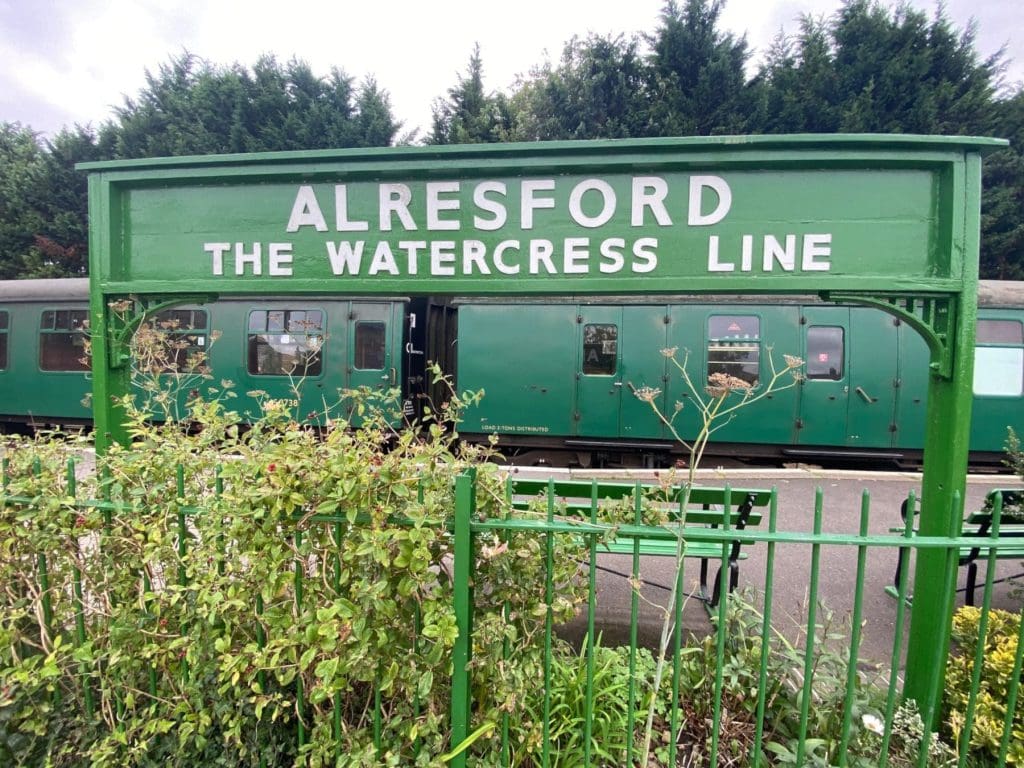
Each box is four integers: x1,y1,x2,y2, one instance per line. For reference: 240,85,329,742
505,465,1024,682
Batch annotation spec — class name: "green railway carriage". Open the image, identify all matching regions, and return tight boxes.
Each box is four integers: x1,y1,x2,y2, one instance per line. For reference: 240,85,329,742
0,279,408,431
454,281,1024,468
0,279,93,429
1,277,1022,468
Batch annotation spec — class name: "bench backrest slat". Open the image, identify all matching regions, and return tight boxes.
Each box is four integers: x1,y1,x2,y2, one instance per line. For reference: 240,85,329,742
506,479,772,507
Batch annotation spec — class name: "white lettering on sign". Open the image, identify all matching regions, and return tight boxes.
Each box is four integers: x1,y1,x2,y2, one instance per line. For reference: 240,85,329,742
521,180,557,229
335,185,369,232
286,186,328,232
707,234,833,273
319,238,661,277
688,176,732,226
473,182,507,230
206,175,840,279
569,179,616,228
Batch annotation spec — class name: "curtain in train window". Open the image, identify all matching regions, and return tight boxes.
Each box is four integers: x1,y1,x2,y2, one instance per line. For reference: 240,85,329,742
582,324,617,375
354,322,386,370
707,315,760,386
149,308,211,372
974,318,1023,397
0,310,7,370
806,326,845,380
39,309,90,371
247,309,324,376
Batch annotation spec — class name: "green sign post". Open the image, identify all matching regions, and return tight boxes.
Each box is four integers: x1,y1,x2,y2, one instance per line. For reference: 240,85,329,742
80,133,1005,722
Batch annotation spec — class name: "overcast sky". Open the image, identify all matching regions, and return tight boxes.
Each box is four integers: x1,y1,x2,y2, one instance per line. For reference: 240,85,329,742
1,0,1020,140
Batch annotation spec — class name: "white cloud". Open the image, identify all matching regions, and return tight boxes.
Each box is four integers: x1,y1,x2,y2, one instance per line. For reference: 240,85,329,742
1,0,1018,137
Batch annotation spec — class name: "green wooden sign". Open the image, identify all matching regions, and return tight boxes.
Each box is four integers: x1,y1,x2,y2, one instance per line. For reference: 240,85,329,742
81,134,1003,295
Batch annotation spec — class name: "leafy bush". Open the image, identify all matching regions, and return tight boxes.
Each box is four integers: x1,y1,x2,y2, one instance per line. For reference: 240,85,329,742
0,385,588,767
945,605,1024,764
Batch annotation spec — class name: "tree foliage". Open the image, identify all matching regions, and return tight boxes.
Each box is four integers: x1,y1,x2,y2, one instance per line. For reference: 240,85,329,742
0,53,399,279
504,34,651,141
428,44,511,144
644,0,761,135
109,52,399,157
1,1,1022,279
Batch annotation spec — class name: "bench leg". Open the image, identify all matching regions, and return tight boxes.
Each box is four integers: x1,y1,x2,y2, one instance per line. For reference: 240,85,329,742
707,559,741,609
893,546,906,591
965,562,978,607
699,557,710,603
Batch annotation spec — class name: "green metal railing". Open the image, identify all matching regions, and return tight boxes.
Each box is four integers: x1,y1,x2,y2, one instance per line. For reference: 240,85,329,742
2,457,1022,766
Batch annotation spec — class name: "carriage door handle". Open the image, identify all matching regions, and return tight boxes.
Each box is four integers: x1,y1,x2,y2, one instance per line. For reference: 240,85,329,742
855,386,877,403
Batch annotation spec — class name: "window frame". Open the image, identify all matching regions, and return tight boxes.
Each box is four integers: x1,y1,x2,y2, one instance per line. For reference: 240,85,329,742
973,317,1024,398
353,321,387,371
246,307,326,377
581,323,619,376
805,325,845,381
38,307,90,372
706,313,761,388
149,307,211,373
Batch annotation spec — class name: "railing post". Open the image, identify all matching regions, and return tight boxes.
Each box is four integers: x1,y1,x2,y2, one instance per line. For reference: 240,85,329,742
449,468,476,768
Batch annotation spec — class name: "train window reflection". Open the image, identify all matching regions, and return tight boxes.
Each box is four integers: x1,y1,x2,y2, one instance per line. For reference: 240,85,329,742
806,326,844,380
977,319,1023,345
354,322,386,370
582,324,617,375
973,348,1023,396
974,319,1023,397
39,309,89,371
707,315,760,387
247,308,324,376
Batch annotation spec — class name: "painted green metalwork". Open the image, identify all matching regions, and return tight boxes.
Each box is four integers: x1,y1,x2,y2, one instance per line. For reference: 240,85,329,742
449,469,475,768
78,132,1009,745
825,292,957,378
752,489,779,764
105,293,216,370
838,492,871,765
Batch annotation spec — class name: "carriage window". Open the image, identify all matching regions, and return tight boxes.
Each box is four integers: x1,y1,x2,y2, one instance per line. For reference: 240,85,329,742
974,319,1023,397
247,308,324,376
39,309,89,371
0,310,7,370
806,326,844,380
582,324,617,375
151,308,210,372
354,322,386,370
977,319,1023,344
707,315,760,387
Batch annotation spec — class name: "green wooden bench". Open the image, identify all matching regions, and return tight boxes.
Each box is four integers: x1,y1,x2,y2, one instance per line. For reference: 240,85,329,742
505,478,772,607
892,488,1024,605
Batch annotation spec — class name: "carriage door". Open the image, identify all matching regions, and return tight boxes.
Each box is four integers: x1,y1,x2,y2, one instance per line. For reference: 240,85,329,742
575,307,622,438
797,307,850,446
575,306,667,439
347,303,396,397
846,308,899,448
798,306,898,448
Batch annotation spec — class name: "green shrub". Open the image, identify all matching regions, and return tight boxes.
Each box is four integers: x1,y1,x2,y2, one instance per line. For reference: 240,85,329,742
0,385,588,767
945,605,1024,764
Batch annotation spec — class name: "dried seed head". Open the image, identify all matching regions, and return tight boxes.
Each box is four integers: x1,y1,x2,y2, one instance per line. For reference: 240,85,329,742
705,372,752,397
634,386,662,403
